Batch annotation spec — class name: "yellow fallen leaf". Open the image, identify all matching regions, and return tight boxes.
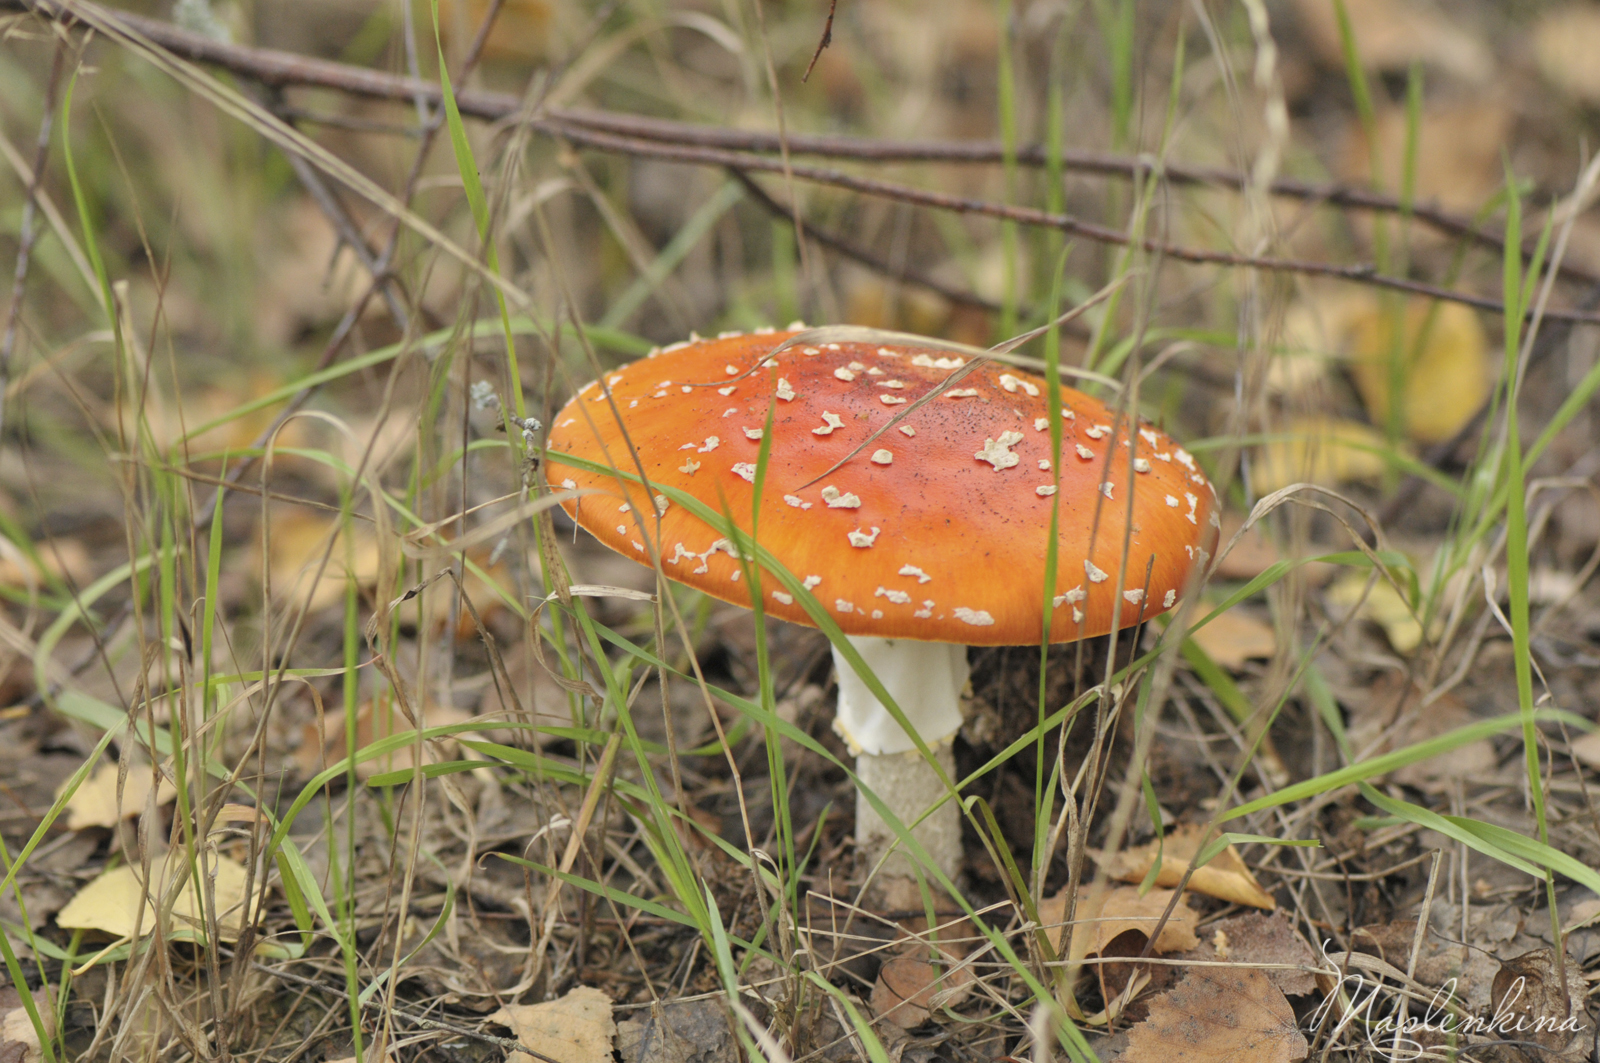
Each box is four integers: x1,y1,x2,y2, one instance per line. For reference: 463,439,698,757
1344,103,1510,215
1190,609,1277,671
58,761,179,831
1036,885,1199,959
0,538,90,592
1533,6,1600,104
1291,0,1490,81
490,986,615,1063
56,852,257,946
438,0,550,63
1346,298,1491,444
253,509,382,615
1104,823,1276,910
1252,417,1394,495
1324,572,1434,654
1123,967,1308,1063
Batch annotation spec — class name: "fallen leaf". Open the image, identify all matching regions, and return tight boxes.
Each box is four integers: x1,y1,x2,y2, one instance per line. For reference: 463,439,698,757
254,198,368,347
491,986,616,1063
0,987,53,1063
1491,949,1586,1054
421,554,515,642
57,760,179,831
1346,675,1496,789
1291,0,1491,81
1036,885,1198,1016
1571,731,1600,772
294,699,474,780
1343,102,1510,215
1200,912,1321,996
1533,6,1600,104
1324,573,1433,654
253,508,382,616
1349,919,1420,964
1123,967,1308,1063
438,0,550,63
1565,898,1600,933
1345,298,1491,445
1252,417,1394,495
1037,885,1200,959
0,538,90,592
1104,824,1276,910
871,949,974,1028
1190,609,1277,671
56,851,257,946
844,270,953,339
1213,515,1281,581
616,998,736,1063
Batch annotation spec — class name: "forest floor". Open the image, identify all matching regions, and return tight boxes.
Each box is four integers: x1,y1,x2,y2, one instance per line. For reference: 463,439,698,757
3,0,1600,1061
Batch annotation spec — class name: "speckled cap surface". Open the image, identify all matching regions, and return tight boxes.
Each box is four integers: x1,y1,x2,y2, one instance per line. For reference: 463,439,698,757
545,329,1218,645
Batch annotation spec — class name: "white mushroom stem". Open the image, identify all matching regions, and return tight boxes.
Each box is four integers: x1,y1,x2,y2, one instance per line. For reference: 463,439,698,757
832,636,969,887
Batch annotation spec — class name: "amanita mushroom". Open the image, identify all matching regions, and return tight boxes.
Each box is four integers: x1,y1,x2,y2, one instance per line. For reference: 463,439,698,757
545,328,1217,896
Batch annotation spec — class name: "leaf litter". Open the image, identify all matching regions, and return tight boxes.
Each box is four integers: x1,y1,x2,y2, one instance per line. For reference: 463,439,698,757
4,0,1600,1059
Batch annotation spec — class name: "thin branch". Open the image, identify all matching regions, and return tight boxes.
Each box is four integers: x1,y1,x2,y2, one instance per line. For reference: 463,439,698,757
12,0,1600,326
5,0,1572,284
728,168,1004,315
802,0,838,83
0,39,68,440
550,126,1600,325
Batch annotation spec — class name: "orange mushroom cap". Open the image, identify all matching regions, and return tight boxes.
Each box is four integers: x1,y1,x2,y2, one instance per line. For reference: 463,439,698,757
545,329,1218,646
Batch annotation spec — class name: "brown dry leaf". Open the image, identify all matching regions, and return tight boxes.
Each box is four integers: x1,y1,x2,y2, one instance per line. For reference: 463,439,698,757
0,987,53,1063
57,760,179,831
56,852,257,946
1252,417,1393,495
1346,676,1496,789
1200,913,1321,997
422,556,515,641
1345,298,1491,445
1324,572,1433,654
871,950,974,1028
439,0,550,63
1569,730,1600,773
294,699,474,780
254,198,368,347
1343,102,1510,215
0,538,90,592
1190,609,1277,671
1292,0,1490,81
490,986,616,1063
1036,885,1199,959
1213,515,1281,581
1123,967,1308,1063
1534,6,1600,104
1491,949,1587,1055
141,372,309,457
254,509,381,615
1105,824,1276,910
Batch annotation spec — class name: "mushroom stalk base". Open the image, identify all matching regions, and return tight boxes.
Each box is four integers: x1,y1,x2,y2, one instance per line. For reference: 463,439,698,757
855,743,962,892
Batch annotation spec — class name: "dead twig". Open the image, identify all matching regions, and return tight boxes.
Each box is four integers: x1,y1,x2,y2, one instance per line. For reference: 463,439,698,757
801,0,839,83
728,168,1005,316
0,37,68,441
7,0,1585,287
21,0,1598,326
